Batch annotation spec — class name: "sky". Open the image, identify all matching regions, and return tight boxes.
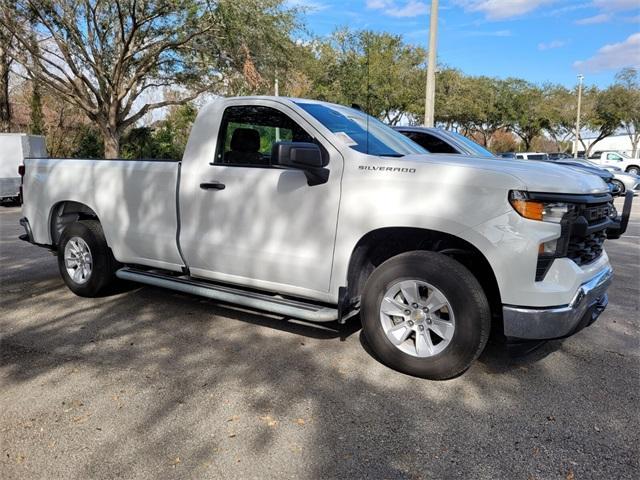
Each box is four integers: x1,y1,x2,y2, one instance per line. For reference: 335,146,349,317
289,0,640,88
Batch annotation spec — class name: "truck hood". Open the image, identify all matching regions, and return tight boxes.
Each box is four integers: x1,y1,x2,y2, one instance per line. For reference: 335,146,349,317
400,154,609,194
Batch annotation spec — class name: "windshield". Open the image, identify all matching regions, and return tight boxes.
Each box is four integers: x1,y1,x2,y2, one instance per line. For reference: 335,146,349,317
295,102,427,157
446,131,495,158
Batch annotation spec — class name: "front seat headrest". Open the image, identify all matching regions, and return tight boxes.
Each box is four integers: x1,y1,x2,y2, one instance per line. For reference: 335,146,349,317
230,128,261,153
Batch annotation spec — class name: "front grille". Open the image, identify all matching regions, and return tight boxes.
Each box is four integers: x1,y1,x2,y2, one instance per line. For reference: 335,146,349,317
564,201,612,267
577,203,613,224
532,193,613,281
567,230,607,266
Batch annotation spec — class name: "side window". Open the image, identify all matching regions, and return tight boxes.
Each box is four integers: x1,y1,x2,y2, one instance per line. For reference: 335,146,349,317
214,105,313,167
607,153,622,161
406,132,458,154
516,154,524,159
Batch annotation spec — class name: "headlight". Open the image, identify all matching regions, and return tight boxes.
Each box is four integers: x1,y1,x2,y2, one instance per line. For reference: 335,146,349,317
509,191,572,223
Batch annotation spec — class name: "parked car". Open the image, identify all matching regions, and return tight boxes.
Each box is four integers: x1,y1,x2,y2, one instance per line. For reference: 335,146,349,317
541,158,621,197
589,151,640,176
0,134,46,204
392,126,496,158
554,158,640,195
20,97,628,379
548,152,573,160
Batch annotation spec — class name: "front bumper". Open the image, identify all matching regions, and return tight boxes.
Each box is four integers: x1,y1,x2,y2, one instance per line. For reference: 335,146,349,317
502,266,613,340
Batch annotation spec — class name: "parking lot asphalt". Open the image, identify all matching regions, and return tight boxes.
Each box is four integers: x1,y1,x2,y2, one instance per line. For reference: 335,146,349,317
1,200,638,480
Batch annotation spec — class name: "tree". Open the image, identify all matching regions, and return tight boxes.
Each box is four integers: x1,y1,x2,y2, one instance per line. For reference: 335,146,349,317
300,29,426,124
120,103,197,159
212,0,302,96
1,0,299,157
26,8,44,135
467,77,506,148
434,69,476,131
502,79,548,150
614,67,640,157
0,20,11,132
543,84,576,153
582,85,625,157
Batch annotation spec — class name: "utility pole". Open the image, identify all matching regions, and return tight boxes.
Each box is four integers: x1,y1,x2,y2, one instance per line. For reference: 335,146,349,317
275,72,280,141
574,74,584,158
424,0,439,127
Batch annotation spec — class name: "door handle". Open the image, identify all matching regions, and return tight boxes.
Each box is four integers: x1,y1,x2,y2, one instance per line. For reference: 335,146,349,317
200,181,226,190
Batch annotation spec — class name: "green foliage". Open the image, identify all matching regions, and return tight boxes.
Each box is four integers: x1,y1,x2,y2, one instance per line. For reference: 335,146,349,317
297,29,426,125
212,0,302,95
581,84,627,155
72,126,104,159
120,103,198,160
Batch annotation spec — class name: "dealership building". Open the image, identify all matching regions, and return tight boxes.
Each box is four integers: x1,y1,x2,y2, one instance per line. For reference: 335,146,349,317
577,133,638,158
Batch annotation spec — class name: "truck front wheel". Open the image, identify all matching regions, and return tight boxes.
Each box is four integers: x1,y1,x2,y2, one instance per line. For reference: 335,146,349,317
57,220,117,297
361,251,491,380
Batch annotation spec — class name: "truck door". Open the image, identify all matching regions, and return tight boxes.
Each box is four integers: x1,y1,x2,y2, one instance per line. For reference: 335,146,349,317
603,152,625,167
178,100,343,299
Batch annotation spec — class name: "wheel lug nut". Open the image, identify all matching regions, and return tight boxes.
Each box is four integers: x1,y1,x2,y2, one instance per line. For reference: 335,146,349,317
412,303,419,308
418,325,424,331
404,310,411,315
408,320,414,326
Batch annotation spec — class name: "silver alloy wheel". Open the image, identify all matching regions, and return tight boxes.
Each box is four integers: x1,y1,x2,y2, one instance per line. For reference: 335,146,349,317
612,179,625,194
64,236,93,285
379,280,455,358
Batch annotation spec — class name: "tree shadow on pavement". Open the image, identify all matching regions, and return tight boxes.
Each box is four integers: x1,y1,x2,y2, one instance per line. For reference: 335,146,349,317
1,208,638,480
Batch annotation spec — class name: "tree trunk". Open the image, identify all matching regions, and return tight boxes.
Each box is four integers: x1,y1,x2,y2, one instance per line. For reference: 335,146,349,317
30,80,44,135
0,40,10,132
103,133,120,159
626,127,640,159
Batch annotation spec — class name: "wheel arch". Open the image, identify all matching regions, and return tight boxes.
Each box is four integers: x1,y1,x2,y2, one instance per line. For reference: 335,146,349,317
625,164,640,174
49,200,100,248
345,227,502,320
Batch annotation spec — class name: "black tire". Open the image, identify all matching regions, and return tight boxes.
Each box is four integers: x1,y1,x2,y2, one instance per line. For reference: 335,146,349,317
57,220,117,297
626,166,639,176
361,251,491,380
611,179,625,195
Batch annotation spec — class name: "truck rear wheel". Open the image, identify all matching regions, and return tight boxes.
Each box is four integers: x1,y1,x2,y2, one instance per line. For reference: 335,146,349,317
361,251,490,380
57,220,117,297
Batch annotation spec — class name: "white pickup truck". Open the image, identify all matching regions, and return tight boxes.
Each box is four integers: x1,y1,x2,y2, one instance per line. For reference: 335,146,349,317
589,150,640,176
19,97,629,379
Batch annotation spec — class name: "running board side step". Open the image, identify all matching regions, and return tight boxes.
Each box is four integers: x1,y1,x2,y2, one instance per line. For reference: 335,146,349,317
116,268,339,322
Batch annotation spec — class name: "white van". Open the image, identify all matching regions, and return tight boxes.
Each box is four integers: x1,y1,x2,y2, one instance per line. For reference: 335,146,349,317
0,134,47,202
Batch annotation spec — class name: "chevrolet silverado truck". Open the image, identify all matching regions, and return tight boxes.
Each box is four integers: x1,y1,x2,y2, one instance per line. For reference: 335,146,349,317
19,97,629,379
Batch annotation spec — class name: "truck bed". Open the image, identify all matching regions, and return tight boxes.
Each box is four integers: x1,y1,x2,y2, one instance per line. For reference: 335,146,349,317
22,157,185,272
